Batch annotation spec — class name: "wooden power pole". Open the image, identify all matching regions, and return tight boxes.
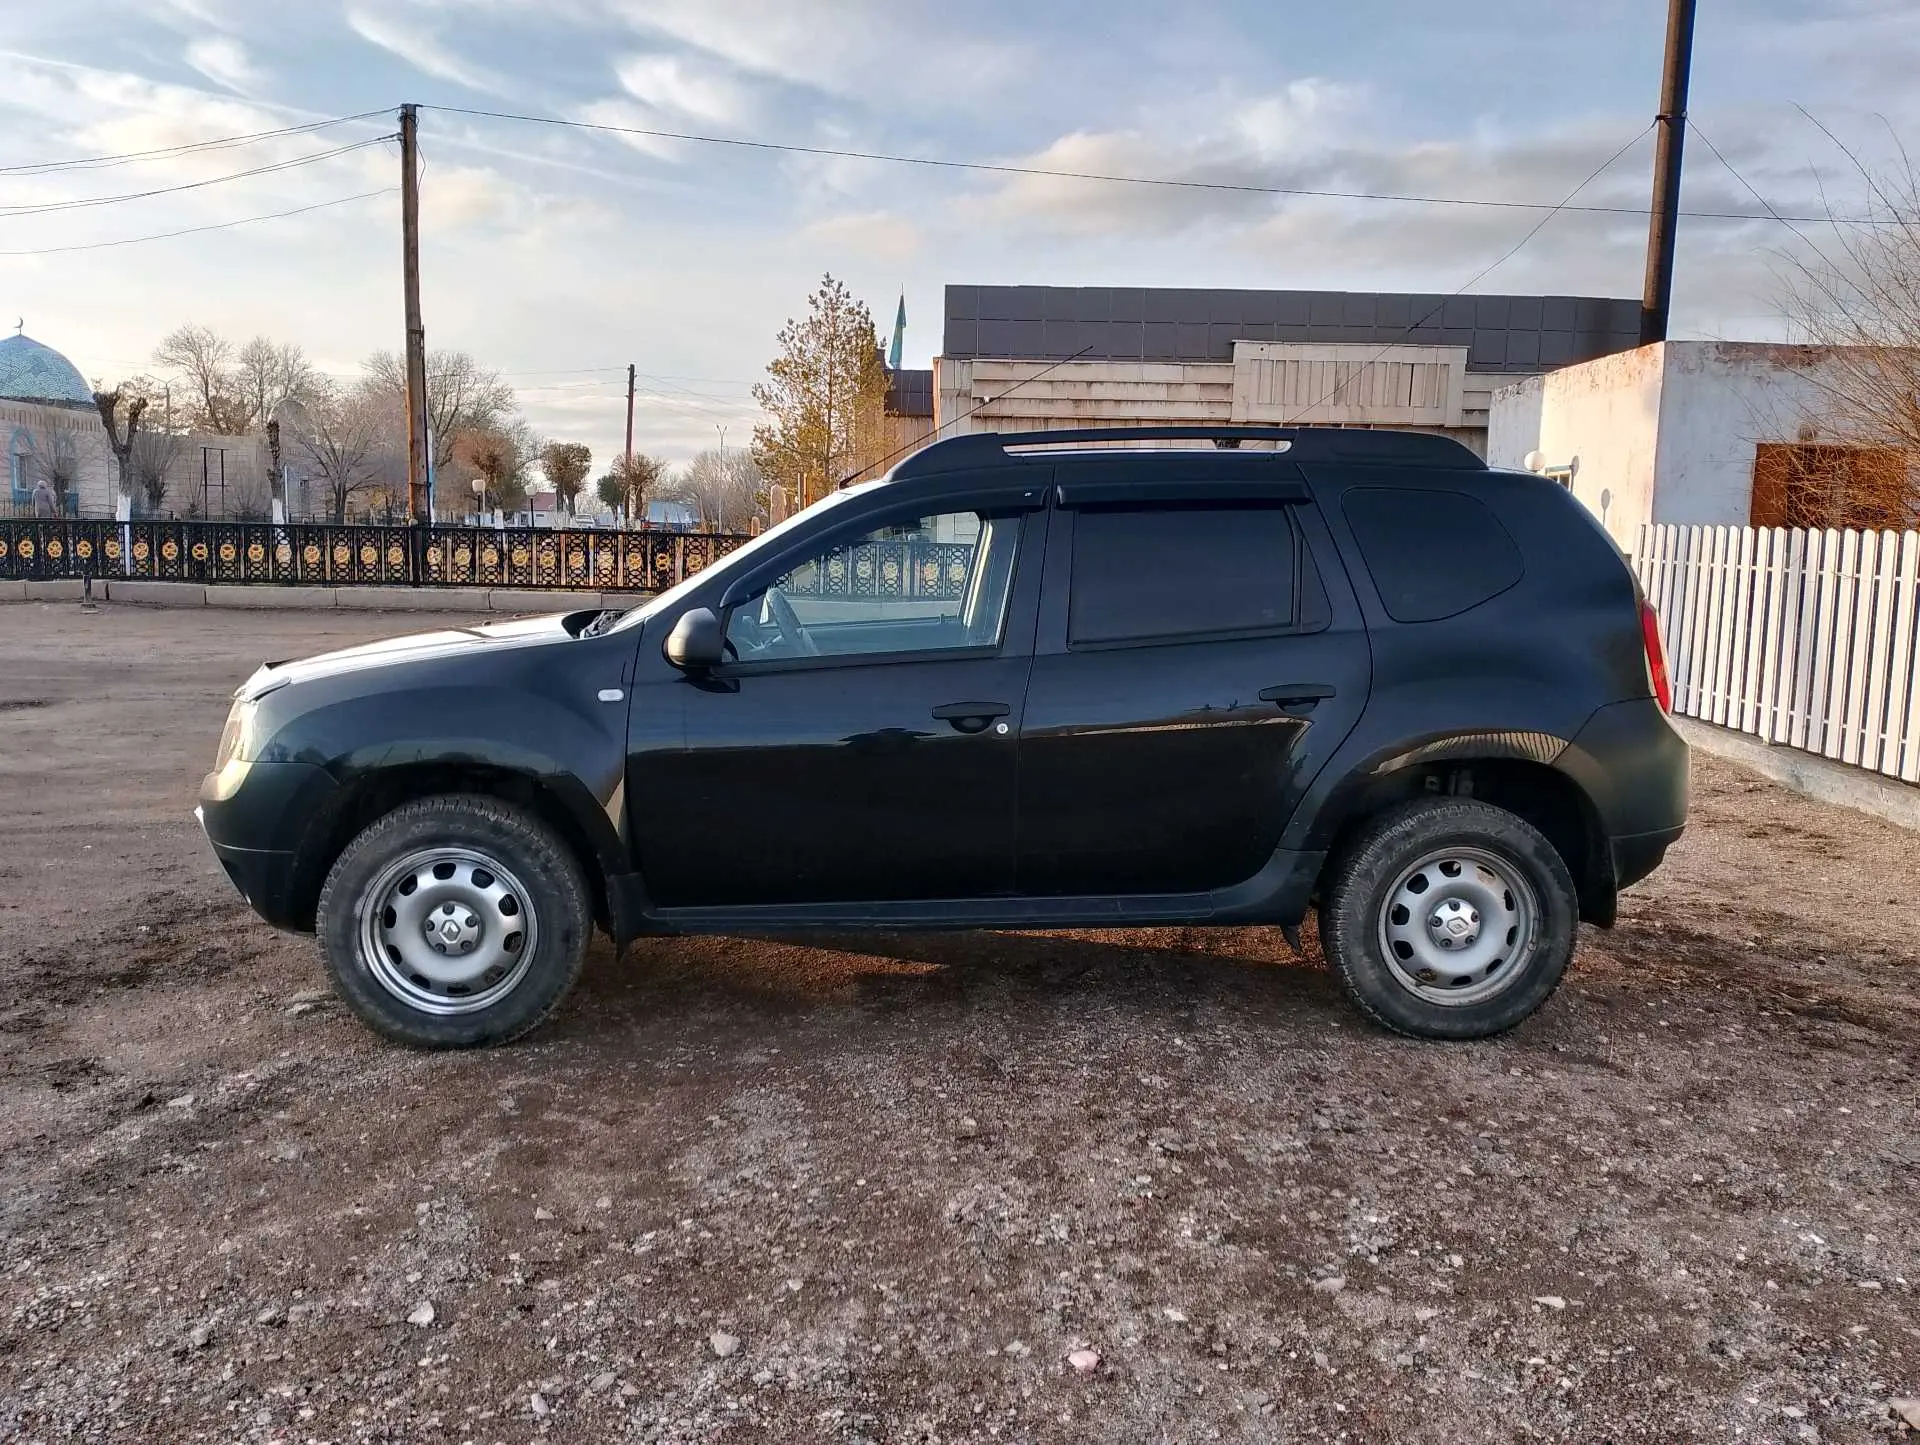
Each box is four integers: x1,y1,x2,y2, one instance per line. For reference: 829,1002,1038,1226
1639,0,1697,346
400,104,430,524
624,363,636,468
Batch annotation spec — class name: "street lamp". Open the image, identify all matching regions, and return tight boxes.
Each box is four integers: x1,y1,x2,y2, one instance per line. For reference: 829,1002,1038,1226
470,476,486,525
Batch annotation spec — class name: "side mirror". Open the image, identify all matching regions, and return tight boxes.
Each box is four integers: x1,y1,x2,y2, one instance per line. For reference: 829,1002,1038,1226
664,606,725,670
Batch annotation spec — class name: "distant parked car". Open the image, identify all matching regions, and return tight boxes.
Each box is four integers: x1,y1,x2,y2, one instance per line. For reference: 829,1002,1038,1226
198,426,1687,1048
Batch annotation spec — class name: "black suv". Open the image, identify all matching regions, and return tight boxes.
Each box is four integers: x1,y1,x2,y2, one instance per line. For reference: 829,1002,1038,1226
198,426,1686,1049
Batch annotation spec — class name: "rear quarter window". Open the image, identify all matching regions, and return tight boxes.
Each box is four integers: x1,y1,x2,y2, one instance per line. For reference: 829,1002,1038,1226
1341,486,1523,623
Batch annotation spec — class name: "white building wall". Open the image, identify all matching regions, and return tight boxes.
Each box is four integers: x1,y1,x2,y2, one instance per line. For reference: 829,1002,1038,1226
935,353,1525,458
1646,344,1841,527
2,399,115,514
1485,341,1877,549
1531,346,1666,548
1485,375,1544,471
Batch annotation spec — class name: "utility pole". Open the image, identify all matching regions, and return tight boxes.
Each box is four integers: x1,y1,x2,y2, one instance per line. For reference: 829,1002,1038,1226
624,363,636,469
400,104,430,528
1640,0,1697,346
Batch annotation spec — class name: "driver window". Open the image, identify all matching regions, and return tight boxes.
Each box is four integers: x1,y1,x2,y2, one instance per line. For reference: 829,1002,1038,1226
725,510,1017,663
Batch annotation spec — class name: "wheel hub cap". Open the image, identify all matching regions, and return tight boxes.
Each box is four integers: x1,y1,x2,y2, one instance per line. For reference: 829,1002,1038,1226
356,847,538,1016
1378,847,1538,1007
425,901,483,955
1427,898,1482,948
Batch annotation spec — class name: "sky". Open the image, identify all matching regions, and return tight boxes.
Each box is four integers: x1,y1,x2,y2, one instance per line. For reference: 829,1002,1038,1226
3,0,1918,472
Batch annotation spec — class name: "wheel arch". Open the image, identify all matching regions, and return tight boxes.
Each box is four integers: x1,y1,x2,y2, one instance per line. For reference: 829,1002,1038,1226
1312,750,1615,926
285,762,622,934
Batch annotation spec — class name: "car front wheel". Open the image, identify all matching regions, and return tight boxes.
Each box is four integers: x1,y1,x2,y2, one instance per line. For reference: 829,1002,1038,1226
316,795,592,1048
1320,799,1578,1040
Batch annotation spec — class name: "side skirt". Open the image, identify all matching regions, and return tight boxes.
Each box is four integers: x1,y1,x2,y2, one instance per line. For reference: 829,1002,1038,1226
607,850,1325,940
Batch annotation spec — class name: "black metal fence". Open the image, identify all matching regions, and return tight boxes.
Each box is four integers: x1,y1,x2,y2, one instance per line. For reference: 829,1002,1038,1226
0,519,979,605
0,519,753,592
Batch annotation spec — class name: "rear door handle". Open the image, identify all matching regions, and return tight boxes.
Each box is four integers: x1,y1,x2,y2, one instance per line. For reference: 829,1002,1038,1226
1258,683,1337,711
932,700,1012,734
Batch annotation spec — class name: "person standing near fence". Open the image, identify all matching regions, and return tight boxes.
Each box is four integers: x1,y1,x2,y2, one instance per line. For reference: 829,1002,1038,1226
30,475,56,518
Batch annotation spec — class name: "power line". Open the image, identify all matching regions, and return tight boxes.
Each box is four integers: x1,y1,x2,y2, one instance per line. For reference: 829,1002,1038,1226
1284,124,1656,425
422,102,1882,226
1685,118,1844,275
0,137,397,220
0,110,393,178
0,189,394,257
846,346,1097,486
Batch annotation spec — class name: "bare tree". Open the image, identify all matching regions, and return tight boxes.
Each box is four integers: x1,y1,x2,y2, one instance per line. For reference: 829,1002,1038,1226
365,349,517,471
597,452,663,524
93,388,149,507
153,323,244,433
1775,146,1920,526
454,421,536,516
658,448,768,531
233,337,322,434
539,440,593,514
22,425,82,511
292,382,395,523
131,431,183,515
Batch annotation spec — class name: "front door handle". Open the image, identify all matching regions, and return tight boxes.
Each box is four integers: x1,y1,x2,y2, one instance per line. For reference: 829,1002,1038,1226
1258,683,1337,712
932,700,1012,734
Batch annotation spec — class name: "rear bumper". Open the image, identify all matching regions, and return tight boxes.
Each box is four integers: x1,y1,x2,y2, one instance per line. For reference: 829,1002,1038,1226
1610,823,1684,892
1560,698,1690,841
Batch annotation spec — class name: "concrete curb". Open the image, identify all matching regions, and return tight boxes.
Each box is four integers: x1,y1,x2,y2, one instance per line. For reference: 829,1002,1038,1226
0,580,655,615
1674,716,1920,832
23,579,85,601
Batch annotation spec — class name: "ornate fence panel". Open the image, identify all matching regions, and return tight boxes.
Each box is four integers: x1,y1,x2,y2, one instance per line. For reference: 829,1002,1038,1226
782,536,973,601
0,519,755,593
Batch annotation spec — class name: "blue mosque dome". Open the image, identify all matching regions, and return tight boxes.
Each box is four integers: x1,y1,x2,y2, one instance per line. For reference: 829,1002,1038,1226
0,331,93,408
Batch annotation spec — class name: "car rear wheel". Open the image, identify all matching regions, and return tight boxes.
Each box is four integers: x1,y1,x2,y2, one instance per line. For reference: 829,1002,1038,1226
1320,799,1578,1040
316,795,591,1048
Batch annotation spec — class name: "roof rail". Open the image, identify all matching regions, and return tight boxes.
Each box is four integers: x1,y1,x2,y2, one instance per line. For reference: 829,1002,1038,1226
890,425,1486,478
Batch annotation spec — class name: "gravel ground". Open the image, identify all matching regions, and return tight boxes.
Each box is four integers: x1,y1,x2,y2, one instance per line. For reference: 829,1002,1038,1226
0,601,1916,1445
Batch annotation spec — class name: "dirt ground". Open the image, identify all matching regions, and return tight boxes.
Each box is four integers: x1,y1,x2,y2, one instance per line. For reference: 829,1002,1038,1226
0,601,1915,1445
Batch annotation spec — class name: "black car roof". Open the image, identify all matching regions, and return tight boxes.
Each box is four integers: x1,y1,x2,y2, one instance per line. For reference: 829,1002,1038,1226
888,426,1486,482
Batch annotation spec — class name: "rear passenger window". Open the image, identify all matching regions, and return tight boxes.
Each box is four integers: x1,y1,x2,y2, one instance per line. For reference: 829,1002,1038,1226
1069,504,1304,646
1342,487,1523,623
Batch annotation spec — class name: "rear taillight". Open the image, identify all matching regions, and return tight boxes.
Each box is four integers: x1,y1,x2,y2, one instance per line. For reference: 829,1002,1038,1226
1640,601,1672,713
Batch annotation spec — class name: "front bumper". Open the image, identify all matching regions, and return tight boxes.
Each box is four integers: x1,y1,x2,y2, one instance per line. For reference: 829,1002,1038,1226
197,760,337,930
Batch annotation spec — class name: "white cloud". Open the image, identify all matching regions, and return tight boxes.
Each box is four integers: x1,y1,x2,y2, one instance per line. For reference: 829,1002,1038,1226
799,210,923,264
1233,79,1358,156
614,52,755,129
345,7,507,93
184,36,263,94
593,0,1029,108
567,97,692,163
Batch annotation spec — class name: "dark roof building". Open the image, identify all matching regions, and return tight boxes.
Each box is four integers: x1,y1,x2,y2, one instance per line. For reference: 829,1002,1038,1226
930,284,1646,459
885,367,933,418
943,286,1642,373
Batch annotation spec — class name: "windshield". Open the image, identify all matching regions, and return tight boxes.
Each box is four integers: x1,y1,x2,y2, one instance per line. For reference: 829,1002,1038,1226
608,482,888,632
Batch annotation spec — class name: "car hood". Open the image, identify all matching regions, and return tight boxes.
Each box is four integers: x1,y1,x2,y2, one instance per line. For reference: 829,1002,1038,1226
235,611,599,701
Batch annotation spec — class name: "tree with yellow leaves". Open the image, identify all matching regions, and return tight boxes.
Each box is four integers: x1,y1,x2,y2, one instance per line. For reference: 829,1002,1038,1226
751,274,890,513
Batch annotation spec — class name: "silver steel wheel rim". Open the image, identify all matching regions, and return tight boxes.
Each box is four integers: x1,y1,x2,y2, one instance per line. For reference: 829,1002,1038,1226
356,847,538,1016
1377,845,1538,1007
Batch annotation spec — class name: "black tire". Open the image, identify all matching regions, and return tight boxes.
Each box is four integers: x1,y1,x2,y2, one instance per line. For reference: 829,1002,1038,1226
315,795,592,1049
1320,799,1578,1040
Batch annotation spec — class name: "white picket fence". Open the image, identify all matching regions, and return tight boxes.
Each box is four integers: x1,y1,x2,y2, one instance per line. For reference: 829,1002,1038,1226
1633,524,1920,784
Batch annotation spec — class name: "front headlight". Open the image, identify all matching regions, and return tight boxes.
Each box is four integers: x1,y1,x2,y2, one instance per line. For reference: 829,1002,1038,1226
214,700,255,771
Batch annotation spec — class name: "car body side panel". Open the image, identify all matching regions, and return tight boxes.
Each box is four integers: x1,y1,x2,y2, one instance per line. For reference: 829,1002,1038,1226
1282,463,1670,853
202,629,638,892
